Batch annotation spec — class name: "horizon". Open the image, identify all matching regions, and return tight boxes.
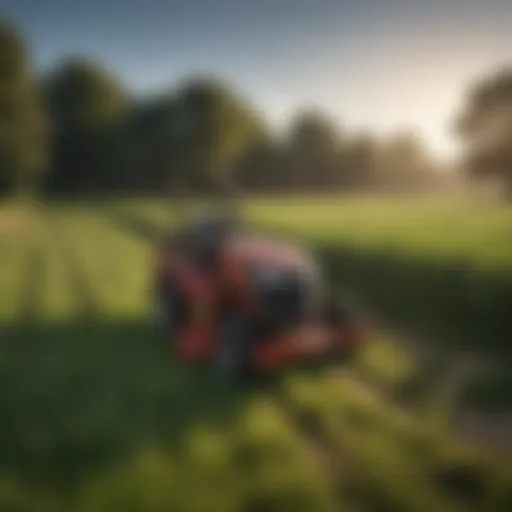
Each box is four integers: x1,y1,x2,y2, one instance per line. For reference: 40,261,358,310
4,0,512,163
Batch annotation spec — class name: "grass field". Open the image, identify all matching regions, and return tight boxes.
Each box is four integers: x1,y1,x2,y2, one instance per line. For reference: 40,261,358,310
0,197,511,511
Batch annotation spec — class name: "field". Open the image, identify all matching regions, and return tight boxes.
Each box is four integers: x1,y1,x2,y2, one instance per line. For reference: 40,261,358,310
0,196,511,511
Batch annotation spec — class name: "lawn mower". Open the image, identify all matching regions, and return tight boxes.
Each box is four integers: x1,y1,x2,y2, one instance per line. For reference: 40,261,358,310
151,206,367,378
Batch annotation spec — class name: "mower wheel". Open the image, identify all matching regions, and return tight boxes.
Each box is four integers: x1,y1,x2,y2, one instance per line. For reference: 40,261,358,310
213,315,253,380
152,277,185,342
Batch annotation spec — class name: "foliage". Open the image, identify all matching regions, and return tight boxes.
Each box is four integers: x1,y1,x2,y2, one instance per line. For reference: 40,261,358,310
0,18,456,197
170,76,267,193
283,110,341,189
0,20,48,196
120,94,179,191
43,56,127,193
457,68,512,198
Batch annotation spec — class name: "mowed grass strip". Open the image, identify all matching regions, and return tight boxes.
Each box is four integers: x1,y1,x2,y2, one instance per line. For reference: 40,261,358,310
18,212,83,324
37,232,80,322
49,208,151,319
0,205,41,325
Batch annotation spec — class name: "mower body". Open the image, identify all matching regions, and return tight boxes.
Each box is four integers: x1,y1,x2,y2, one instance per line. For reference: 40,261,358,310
153,216,365,375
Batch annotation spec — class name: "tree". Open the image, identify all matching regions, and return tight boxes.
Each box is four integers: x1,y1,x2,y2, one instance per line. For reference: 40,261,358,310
375,132,434,190
456,68,512,198
0,20,48,195
286,110,341,189
44,56,127,193
120,94,178,192
237,139,284,191
170,77,266,195
342,133,379,189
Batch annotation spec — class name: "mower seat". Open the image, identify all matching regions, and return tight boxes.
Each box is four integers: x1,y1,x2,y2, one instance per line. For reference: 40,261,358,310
187,217,233,272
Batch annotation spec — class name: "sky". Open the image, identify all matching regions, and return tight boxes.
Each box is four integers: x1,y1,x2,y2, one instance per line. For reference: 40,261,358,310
3,0,512,162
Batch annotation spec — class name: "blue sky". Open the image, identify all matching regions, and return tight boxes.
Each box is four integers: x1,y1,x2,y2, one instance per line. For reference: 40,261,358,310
4,0,512,160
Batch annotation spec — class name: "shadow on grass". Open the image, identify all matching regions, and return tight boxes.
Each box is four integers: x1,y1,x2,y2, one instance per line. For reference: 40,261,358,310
0,317,257,493
315,242,512,358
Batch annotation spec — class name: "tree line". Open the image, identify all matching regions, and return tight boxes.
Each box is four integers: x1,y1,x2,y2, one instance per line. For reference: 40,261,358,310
1,19,511,198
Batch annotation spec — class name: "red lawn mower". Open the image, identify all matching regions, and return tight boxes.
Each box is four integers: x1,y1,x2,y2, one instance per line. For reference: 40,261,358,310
152,206,367,378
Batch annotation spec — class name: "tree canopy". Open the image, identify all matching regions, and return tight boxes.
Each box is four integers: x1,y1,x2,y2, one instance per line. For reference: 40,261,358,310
0,20,48,195
43,56,127,192
169,77,267,193
456,68,512,197
0,18,453,198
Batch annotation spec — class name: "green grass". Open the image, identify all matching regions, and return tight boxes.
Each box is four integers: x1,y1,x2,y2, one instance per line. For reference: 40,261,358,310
0,206,39,324
0,197,511,511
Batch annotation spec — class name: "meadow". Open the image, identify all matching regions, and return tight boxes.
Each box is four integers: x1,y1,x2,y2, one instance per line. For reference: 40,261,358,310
0,196,511,511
